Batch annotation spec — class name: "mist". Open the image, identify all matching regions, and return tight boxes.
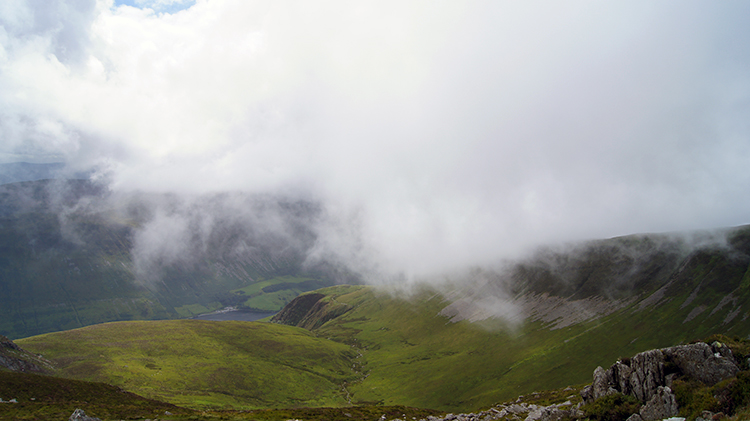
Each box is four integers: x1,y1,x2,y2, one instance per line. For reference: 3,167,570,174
2,1,750,284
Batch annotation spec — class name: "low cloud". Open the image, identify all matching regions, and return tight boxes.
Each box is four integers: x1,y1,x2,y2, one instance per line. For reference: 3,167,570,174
1,1,750,283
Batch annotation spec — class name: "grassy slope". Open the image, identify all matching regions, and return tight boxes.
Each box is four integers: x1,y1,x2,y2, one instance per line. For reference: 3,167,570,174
0,370,189,421
11,225,750,413
302,280,750,412
230,275,329,312
17,320,359,410
16,275,750,414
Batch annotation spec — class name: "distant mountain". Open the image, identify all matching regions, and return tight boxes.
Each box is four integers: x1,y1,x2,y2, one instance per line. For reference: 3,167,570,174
0,162,91,185
0,179,341,339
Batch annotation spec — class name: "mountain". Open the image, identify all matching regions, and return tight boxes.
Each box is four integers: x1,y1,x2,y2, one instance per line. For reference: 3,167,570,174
268,226,750,411
15,219,750,412
6,196,750,415
0,179,341,339
0,162,65,185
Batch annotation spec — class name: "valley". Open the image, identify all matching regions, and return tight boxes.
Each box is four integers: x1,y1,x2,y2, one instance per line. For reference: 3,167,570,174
0,180,338,339
2,179,750,420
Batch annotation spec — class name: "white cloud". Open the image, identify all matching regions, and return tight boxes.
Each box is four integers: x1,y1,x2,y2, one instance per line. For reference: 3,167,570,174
1,0,750,278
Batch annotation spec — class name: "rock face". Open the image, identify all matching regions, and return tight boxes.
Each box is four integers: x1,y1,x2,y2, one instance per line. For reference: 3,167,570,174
0,335,50,373
662,342,738,385
582,341,738,405
638,386,678,421
581,341,739,421
271,292,353,330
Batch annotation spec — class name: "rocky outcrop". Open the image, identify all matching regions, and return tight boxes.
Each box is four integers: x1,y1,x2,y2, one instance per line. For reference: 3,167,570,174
402,400,583,421
662,342,738,385
69,408,101,421
0,335,51,373
581,341,739,421
270,293,326,326
271,292,353,330
638,386,678,420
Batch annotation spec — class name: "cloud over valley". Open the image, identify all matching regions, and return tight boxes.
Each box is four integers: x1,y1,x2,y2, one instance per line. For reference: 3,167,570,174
2,0,750,281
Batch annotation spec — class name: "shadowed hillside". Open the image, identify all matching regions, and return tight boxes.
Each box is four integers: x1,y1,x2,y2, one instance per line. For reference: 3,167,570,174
0,179,342,339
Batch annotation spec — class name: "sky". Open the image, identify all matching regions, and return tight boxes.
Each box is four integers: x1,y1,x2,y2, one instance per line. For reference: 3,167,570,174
1,0,750,279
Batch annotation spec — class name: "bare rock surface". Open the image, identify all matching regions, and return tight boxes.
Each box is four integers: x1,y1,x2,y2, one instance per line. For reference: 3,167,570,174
662,342,738,385
638,386,678,421
0,335,51,373
580,341,740,421
440,292,634,329
583,342,738,405
69,408,101,421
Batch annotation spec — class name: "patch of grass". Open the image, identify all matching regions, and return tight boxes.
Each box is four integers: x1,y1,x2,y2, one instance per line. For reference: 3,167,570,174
581,393,640,421
712,371,750,416
231,276,329,312
17,320,359,410
672,377,720,419
505,385,584,407
0,370,190,421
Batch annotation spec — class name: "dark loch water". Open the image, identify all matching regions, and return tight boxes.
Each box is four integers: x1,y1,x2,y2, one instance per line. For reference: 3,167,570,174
193,309,277,321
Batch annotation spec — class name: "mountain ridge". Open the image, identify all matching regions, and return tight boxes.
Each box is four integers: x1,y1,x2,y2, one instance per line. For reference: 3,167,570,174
0,179,341,339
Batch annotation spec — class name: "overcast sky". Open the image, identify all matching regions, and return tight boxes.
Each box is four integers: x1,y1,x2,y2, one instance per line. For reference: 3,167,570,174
1,0,749,277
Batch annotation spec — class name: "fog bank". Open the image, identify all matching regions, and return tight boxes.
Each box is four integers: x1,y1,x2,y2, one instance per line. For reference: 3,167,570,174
2,1,750,280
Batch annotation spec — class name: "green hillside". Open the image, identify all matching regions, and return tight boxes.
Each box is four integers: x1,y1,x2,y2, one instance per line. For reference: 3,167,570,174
0,370,189,421
268,227,750,411
282,283,750,412
11,224,750,415
17,320,359,410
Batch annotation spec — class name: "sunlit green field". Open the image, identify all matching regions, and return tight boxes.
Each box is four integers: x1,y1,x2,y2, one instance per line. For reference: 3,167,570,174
18,320,359,410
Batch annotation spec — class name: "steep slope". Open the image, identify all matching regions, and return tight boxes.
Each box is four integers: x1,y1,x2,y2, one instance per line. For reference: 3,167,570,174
0,179,337,339
271,227,750,412
17,320,359,410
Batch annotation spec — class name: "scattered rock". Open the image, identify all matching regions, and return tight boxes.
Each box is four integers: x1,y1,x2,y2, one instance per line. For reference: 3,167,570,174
695,410,715,421
69,408,101,421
